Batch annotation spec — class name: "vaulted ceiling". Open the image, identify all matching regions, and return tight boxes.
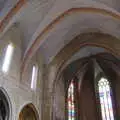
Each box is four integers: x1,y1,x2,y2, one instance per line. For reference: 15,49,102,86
0,0,8,11
1,0,120,67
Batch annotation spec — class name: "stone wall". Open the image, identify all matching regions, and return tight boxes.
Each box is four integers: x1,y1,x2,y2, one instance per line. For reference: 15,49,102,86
0,24,43,120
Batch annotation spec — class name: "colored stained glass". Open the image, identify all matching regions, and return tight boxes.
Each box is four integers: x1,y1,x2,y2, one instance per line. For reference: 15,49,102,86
67,80,75,120
98,78,114,120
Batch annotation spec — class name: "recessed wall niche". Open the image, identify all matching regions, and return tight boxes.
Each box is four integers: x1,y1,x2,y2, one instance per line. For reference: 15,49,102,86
18,103,39,120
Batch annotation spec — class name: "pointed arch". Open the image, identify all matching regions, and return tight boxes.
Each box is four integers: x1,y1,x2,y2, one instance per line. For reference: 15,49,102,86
18,103,39,120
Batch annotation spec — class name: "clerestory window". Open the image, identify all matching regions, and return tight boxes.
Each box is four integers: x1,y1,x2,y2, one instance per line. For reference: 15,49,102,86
98,77,114,120
67,80,75,120
2,43,14,73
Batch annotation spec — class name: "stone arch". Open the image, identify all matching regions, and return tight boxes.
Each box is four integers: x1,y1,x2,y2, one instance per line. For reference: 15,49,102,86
52,52,120,120
50,32,120,119
52,55,89,120
51,33,120,95
18,103,39,120
0,87,12,120
22,7,120,73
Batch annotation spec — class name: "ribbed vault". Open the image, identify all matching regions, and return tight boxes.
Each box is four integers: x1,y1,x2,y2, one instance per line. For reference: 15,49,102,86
53,52,120,120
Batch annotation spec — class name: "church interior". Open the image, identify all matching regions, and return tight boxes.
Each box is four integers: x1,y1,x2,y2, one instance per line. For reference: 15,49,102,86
0,0,120,120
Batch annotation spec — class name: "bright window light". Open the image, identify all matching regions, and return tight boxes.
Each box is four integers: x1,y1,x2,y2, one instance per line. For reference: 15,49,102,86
98,78,114,120
2,43,14,73
31,65,38,90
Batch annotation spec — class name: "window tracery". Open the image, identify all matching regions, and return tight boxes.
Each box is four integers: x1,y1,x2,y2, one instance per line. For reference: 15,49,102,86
98,77,114,120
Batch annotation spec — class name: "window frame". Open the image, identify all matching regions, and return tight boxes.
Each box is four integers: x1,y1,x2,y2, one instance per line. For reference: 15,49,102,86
66,77,79,120
95,72,116,120
2,43,14,73
31,64,38,90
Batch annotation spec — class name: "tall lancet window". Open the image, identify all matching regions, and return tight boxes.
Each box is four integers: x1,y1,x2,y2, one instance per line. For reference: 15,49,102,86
31,65,38,90
67,80,75,120
2,43,14,73
98,77,114,120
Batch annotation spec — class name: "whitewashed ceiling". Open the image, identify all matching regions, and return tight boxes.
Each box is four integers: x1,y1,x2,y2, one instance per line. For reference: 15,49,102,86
1,0,120,64
0,0,7,11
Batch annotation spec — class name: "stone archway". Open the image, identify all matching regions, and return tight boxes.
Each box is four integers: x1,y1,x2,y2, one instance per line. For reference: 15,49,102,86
41,32,120,120
18,103,38,120
0,87,12,120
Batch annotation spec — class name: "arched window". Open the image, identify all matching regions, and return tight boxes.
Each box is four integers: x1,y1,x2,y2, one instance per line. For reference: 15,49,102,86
67,80,75,120
2,43,14,73
98,77,114,120
31,65,38,90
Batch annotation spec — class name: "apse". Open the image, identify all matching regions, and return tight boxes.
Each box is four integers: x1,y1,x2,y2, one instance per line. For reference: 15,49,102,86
53,52,120,120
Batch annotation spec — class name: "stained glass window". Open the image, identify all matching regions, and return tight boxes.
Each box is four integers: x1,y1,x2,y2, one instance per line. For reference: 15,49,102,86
98,77,114,120
67,80,75,120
